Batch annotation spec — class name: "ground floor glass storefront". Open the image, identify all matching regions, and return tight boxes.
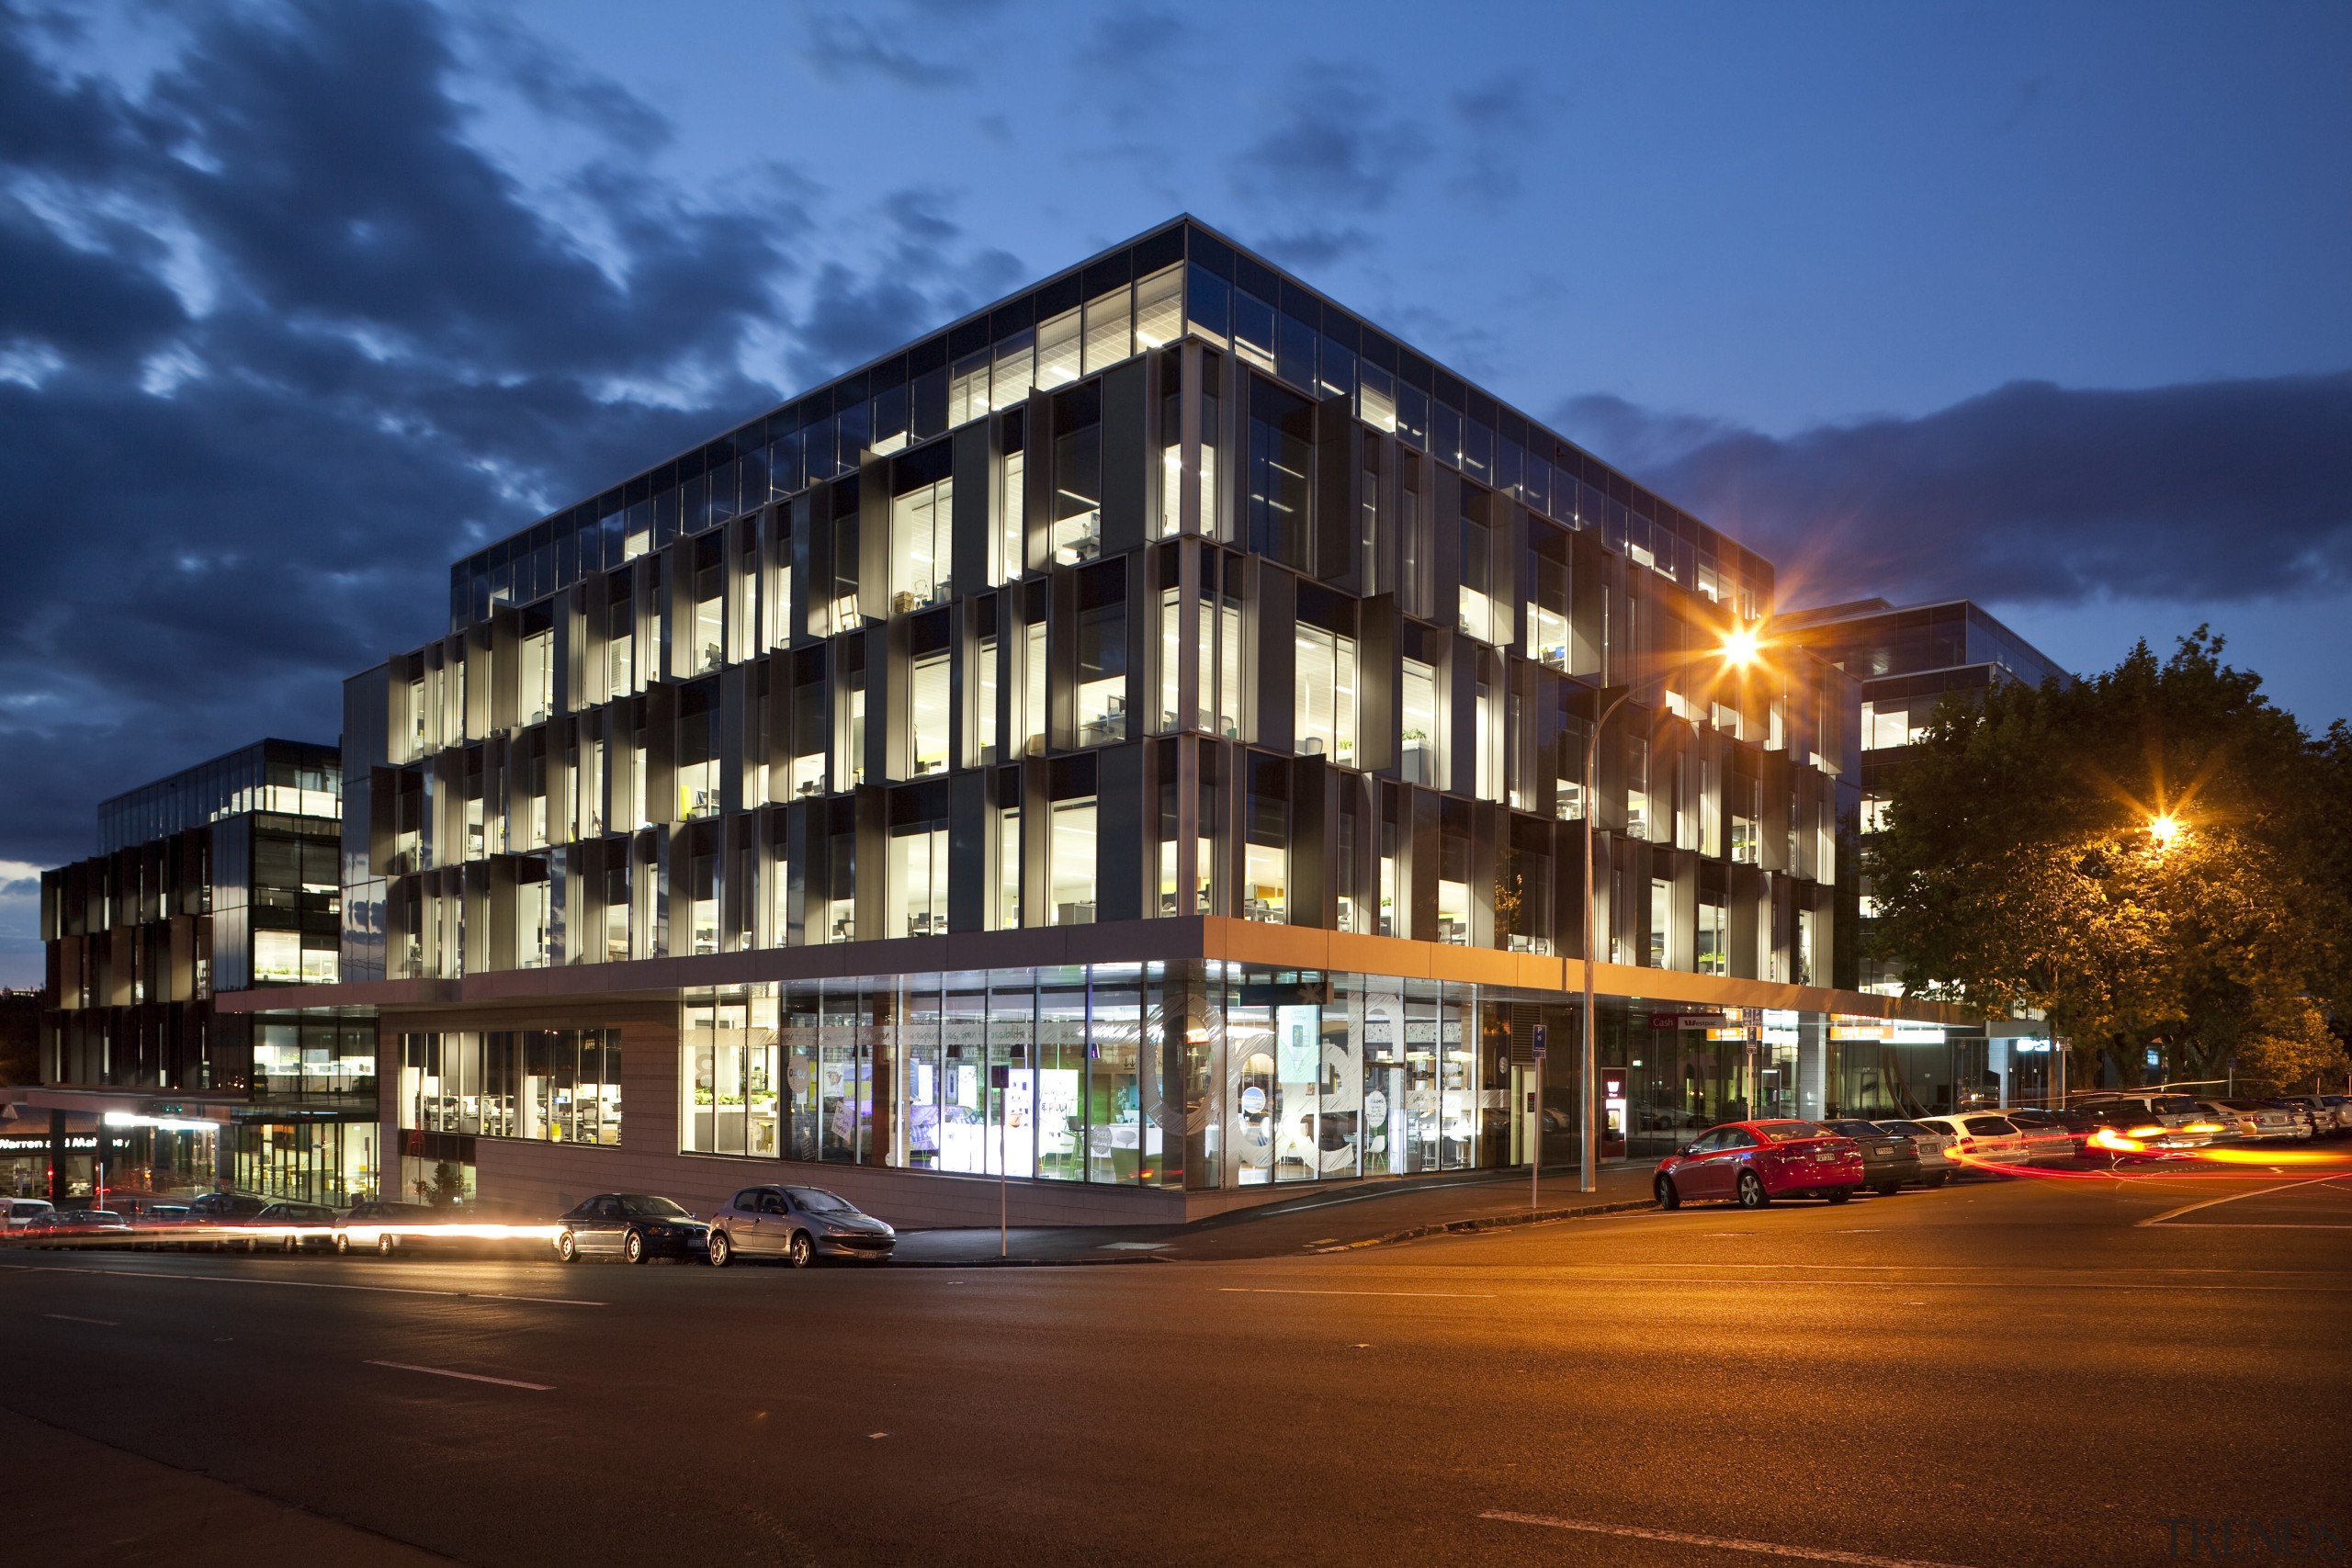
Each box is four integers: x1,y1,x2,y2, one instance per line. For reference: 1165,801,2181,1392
232,1119,378,1207
675,964,1528,1191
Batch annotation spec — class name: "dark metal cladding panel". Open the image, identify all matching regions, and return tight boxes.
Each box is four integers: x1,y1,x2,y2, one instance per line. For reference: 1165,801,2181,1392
1100,358,1149,556
1096,741,1145,924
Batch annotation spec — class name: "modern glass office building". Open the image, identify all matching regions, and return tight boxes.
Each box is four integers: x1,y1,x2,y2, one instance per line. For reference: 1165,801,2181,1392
28,740,383,1205
168,217,1956,1222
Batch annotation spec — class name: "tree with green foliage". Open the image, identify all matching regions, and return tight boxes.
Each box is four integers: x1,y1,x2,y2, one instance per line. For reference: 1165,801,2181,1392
1868,630,2351,1096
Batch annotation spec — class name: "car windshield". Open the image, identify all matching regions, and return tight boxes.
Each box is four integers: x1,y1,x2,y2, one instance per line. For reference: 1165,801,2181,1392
1757,1122,1829,1143
786,1188,855,1213
619,1196,690,1218
1825,1121,1883,1136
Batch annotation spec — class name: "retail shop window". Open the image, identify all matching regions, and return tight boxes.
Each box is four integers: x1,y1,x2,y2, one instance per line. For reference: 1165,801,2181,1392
684,1003,775,1158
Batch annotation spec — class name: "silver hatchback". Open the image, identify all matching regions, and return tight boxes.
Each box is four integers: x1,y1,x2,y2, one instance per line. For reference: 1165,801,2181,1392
706,1185,896,1269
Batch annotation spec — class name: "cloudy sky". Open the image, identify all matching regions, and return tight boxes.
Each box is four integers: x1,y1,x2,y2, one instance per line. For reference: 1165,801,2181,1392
2,0,2347,985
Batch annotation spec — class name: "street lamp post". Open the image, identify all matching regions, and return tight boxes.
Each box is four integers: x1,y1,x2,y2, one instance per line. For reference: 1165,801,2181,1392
1576,630,1763,1194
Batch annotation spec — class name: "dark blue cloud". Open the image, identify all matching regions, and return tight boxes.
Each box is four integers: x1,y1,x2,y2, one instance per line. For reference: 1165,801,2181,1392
1555,373,2352,610
0,0,1010,963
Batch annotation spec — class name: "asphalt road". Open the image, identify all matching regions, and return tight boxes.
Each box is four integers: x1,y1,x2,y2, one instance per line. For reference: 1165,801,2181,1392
5,1166,2347,1568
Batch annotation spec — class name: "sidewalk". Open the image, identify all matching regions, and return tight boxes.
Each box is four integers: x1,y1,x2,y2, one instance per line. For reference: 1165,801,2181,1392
888,1162,1658,1266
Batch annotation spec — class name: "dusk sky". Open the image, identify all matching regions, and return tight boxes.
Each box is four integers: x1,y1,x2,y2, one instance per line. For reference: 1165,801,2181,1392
3,0,2347,985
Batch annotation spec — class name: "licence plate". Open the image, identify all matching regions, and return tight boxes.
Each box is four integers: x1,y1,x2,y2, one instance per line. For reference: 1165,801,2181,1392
1876,1144,1899,1156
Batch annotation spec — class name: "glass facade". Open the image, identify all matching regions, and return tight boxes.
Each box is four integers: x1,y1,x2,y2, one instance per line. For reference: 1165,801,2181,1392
660,964,1528,1190
356,218,1858,1008
398,1028,622,1145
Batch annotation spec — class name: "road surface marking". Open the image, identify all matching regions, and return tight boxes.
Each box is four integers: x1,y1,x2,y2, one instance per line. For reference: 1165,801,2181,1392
2139,1174,2347,1227
1510,1276,2352,1293
1481,1509,1978,1567
366,1359,553,1391
41,1313,118,1326
2131,1222,2352,1230
1217,1287,1497,1299
0,1263,602,1307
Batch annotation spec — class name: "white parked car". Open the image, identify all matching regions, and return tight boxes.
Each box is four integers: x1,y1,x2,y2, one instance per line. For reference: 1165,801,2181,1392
2078,1093,2209,1131
5,1198,55,1231
2213,1101,2310,1141
1871,1120,1959,1187
1912,1113,2032,1171
1997,1109,2077,1166
2269,1094,2349,1134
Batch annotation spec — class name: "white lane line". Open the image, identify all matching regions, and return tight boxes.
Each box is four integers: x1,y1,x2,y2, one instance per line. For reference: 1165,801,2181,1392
2139,1174,2348,1227
1482,1509,1978,1568
0,1264,602,1307
41,1312,119,1326
1500,1277,2352,1293
2138,1223,2352,1230
1217,1287,1497,1299
366,1359,554,1392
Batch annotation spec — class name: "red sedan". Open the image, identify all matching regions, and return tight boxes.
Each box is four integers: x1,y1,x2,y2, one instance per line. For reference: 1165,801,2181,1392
1653,1120,1865,1210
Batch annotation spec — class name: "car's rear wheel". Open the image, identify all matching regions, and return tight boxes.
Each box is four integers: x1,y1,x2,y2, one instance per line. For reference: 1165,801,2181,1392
1826,1187,1854,1204
1875,1182,1902,1197
1736,1171,1770,1209
1925,1171,1949,1189
787,1231,814,1269
378,1233,400,1258
707,1229,733,1269
334,1234,351,1255
623,1228,648,1265
1654,1175,1681,1211
554,1230,578,1263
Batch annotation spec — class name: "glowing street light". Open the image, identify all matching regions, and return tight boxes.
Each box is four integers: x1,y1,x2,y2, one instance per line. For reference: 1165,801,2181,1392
1574,626,1771,1197
2149,813,2182,848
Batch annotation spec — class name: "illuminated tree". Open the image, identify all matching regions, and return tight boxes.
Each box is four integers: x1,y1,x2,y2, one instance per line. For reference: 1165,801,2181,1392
1869,631,2351,1094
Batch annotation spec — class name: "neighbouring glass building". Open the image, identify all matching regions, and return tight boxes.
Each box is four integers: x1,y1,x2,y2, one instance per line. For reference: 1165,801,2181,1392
27,740,382,1205
34,218,1968,1224
1772,596,2075,1110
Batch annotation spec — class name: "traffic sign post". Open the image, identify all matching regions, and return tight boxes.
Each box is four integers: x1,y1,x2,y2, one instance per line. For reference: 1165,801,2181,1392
1530,1024,1548,1212
989,1062,1011,1257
